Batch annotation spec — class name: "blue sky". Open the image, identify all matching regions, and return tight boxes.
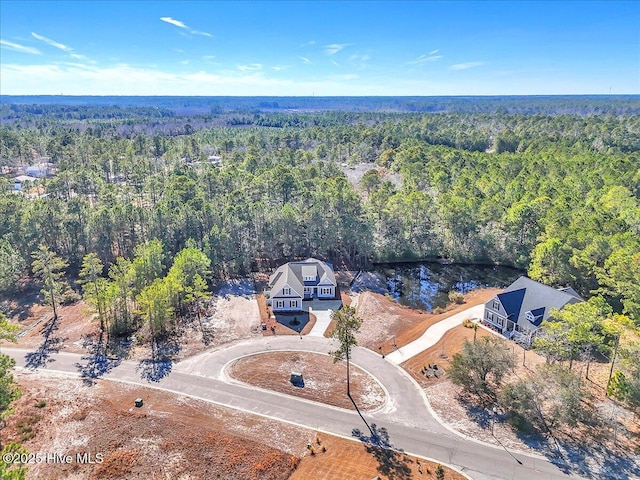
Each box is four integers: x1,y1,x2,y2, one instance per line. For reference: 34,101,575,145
1,1,638,95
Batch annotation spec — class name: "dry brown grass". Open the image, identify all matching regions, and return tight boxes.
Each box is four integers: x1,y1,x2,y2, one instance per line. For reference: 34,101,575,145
227,351,386,411
292,433,467,480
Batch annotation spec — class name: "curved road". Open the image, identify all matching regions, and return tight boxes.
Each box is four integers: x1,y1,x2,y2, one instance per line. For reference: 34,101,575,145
4,337,587,480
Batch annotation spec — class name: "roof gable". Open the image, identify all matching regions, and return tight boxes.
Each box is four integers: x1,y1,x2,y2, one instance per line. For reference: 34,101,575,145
269,258,335,296
497,288,526,321
501,276,584,329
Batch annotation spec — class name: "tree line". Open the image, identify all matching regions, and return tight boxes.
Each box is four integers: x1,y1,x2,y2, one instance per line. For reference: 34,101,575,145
0,105,638,330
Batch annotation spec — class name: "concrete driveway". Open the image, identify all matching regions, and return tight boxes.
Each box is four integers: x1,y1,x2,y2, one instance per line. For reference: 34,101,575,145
386,304,485,364
306,298,342,337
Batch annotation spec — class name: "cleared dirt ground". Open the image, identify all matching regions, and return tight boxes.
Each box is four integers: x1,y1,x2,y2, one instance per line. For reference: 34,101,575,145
346,288,500,355
3,282,263,361
3,372,304,480
3,373,463,480
227,351,386,411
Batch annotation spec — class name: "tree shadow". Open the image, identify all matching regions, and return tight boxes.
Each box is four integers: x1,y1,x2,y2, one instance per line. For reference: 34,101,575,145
24,316,66,369
535,431,640,479
461,400,492,429
505,406,640,478
136,336,180,382
352,423,413,480
73,333,128,386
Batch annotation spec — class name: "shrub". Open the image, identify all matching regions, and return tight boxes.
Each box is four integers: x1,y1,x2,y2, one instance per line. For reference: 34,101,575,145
462,318,474,328
436,464,445,480
35,400,47,408
448,291,465,305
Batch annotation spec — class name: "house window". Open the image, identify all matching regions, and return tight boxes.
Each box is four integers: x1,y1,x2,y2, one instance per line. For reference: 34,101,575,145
290,300,297,308
275,301,284,309
525,311,535,323
304,275,315,281
492,299,500,310
283,288,290,295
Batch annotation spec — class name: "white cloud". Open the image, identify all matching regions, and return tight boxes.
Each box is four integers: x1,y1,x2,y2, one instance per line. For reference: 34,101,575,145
160,17,187,28
449,61,484,70
202,55,216,60
0,39,41,55
430,49,439,55
1,61,606,95
237,63,262,72
0,62,395,96
191,30,212,38
299,56,311,64
299,40,316,48
160,17,211,37
407,54,442,65
324,43,350,55
31,32,72,51
272,65,290,71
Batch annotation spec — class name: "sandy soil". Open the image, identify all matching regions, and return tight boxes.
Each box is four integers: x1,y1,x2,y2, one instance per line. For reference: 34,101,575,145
5,280,263,362
3,373,463,480
227,351,386,411
350,288,500,355
3,372,305,480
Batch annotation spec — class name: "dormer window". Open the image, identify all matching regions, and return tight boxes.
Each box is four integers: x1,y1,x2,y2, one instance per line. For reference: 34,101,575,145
303,275,315,281
283,287,290,295
492,299,500,310
525,311,535,322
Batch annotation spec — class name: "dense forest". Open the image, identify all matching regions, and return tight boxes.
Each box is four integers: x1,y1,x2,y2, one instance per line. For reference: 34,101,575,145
1,96,639,332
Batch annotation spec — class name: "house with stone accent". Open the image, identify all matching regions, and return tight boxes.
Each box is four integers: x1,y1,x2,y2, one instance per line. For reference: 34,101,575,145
267,258,337,312
483,276,583,346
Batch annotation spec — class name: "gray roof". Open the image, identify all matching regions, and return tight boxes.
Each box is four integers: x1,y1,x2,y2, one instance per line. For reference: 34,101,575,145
497,276,583,330
269,258,336,298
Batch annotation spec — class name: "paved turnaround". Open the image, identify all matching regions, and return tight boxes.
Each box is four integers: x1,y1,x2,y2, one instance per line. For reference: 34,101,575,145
4,337,589,480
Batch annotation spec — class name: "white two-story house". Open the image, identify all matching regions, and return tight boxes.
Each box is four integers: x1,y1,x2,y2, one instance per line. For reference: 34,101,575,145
267,258,337,312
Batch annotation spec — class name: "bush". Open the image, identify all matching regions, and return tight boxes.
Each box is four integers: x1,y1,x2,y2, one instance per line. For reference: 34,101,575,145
60,284,81,305
436,464,445,480
448,291,465,305
462,318,474,328
35,400,47,408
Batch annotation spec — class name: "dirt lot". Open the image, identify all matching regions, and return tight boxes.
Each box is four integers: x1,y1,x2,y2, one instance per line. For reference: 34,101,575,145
3,374,463,480
227,351,386,411
290,432,467,480
3,372,305,480
349,288,500,355
3,280,263,362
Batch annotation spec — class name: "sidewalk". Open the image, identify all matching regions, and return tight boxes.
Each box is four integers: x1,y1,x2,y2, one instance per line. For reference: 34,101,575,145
385,304,485,365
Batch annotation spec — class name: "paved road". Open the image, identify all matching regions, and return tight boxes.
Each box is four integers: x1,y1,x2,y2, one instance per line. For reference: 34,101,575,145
386,304,485,364
3,338,592,480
